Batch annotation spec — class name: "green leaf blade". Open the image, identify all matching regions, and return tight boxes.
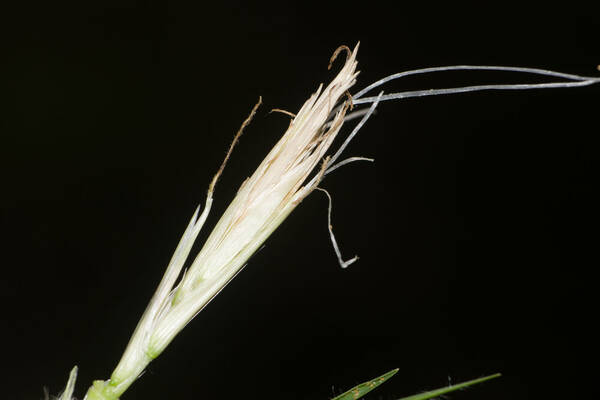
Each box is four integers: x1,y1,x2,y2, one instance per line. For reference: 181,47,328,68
397,373,501,400
332,368,399,400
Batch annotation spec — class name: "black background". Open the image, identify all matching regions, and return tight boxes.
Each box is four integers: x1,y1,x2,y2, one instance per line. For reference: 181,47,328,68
1,1,598,399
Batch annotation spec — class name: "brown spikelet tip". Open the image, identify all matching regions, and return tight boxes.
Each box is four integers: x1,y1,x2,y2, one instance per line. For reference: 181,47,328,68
209,96,262,194
344,90,354,111
270,108,297,118
328,45,351,70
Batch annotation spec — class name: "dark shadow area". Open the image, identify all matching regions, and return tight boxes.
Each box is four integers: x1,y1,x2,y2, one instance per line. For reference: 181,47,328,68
1,2,597,399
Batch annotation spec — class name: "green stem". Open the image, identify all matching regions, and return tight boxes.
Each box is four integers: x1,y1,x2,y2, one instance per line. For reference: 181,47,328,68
84,365,151,400
84,381,119,400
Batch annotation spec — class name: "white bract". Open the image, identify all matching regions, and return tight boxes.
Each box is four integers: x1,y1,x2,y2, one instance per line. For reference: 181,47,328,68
84,44,367,400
